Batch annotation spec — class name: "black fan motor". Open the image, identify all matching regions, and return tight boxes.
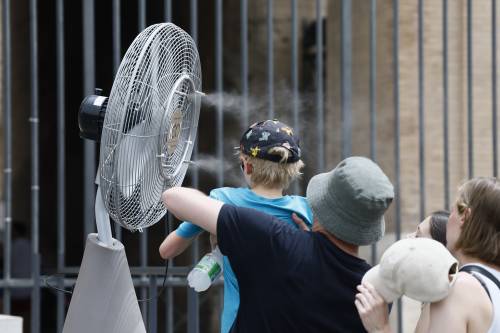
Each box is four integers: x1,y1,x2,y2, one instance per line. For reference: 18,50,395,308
79,88,108,142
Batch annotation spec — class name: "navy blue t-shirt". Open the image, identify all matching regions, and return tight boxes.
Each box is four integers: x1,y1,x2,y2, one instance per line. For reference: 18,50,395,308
217,204,371,333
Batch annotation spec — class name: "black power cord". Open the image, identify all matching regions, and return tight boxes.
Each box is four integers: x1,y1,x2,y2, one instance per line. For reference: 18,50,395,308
44,259,170,303
43,273,74,295
45,215,173,303
137,259,169,302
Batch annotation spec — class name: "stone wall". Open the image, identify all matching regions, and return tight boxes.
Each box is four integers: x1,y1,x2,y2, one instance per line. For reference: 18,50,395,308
327,0,500,238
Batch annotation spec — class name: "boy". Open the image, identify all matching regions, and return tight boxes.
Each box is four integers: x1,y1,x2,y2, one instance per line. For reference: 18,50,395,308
159,119,313,333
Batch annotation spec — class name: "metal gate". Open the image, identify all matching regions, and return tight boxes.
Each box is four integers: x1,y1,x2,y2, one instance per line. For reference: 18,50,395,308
1,0,498,332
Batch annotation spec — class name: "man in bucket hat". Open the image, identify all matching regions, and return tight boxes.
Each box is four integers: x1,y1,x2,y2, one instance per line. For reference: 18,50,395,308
161,156,394,332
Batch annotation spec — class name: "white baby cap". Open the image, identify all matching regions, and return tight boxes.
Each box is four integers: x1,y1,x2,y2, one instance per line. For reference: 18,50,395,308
362,238,458,303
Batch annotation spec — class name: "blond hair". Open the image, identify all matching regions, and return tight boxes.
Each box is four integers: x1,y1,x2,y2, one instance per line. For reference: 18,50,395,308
455,177,500,266
242,147,304,190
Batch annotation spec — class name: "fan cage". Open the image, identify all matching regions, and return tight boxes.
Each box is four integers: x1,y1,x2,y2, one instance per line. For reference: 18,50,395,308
99,23,201,231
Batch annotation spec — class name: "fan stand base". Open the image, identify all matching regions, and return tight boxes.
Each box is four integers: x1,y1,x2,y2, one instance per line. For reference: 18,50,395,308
62,234,146,333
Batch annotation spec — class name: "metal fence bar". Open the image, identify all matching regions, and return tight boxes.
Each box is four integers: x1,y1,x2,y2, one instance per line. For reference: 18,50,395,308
186,237,201,332
112,0,121,75
188,1,201,330
188,0,198,203
149,275,158,333
215,0,225,323
165,5,173,288
112,0,122,241
31,256,41,333
2,0,12,315
163,6,174,333
393,0,401,241
189,0,198,184
467,0,473,179
291,0,299,194
370,0,377,265
61,266,182,275
418,0,425,221
443,0,450,209
493,0,498,177
267,0,274,119
166,281,174,333
56,0,66,329
241,0,249,129
216,0,224,189
30,0,41,331
291,0,298,133
165,0,172,22
370,0,377,163
139,0,146,32
166,218,175,333
341,0,352,159
138,0,148,323
0,275,195,288
392,0,403,331
316,0,325,173
83,0,96,239
165,3,174,326
0,279,46,288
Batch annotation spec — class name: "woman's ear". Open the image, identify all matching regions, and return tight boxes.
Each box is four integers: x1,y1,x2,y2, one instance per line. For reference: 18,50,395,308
460,208,471,226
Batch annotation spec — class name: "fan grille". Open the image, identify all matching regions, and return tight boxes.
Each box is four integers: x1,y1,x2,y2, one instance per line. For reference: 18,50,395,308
99,23,201,231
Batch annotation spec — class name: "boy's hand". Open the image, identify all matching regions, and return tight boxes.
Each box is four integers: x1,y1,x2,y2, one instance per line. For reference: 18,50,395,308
210,233,218,250
292,213,310,231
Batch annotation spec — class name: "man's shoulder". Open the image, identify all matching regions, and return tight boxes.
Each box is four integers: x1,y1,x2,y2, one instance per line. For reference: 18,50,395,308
219,203,276,223
216,204,300,265
218,204,300,242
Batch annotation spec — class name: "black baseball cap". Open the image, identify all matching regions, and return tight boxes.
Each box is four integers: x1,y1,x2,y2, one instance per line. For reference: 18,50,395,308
238,120,301,163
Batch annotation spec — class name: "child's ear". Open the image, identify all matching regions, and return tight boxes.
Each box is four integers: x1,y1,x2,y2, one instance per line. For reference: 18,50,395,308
246,163,253,174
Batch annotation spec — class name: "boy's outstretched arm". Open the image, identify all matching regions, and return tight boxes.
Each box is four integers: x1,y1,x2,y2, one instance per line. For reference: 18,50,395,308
159,232,195,259
162,187,224,235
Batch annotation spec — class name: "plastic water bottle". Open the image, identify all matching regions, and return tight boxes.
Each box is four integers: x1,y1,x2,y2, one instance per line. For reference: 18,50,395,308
187,246,223,292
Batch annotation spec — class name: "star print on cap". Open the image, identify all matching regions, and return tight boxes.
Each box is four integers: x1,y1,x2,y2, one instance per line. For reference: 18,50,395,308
239,119,301,163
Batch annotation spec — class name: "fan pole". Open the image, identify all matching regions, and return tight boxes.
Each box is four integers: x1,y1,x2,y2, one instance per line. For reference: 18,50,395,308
95,186,113,246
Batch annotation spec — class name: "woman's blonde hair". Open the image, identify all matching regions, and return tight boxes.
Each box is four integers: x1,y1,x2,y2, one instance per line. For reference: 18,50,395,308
454,177,500,266
242,147,304,190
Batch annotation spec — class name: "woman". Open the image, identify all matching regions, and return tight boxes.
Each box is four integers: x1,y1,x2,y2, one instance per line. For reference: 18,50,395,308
356,177,500,333
408,210,449,246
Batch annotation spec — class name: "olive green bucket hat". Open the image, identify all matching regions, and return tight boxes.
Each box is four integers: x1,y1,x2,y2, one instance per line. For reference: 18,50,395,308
306,157,394,246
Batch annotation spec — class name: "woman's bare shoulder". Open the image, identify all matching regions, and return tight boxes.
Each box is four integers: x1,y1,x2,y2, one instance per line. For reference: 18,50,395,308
427,272,491,333
452,271,489,297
